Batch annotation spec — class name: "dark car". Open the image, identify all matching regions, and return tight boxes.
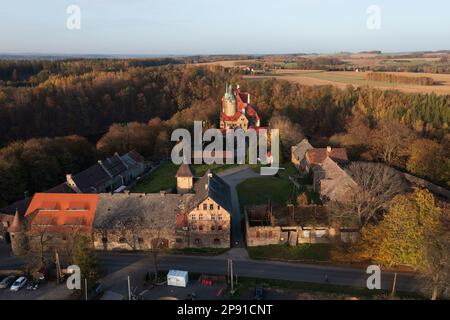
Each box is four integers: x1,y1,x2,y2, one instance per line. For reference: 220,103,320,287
26,280,40,291
255,286,264,300
0,276,15,289
87,282,104,300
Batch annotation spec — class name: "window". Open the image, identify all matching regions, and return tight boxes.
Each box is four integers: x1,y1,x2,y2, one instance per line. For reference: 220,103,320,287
46,235,53,241
102,237,108,243
218,226,223,231
211,214,215,220
176,238,182,243
199,214,203,220
197,205,200,210
190,214,196,220
217,205,221,210
218,214,222,221
199,225,203,231
210,204,214,210
211,226,215,231
119,237,126,243
62,235,67,241
138,237,144,244
203,203,207,210
256,231,260,238
268,231,273,238
194,238,201,244
213,239,220,245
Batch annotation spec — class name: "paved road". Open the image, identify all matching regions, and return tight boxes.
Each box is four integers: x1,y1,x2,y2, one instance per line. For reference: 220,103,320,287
219,167,261,248
96,251,420,294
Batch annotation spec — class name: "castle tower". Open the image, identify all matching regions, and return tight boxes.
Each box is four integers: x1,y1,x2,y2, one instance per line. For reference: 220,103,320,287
176,164,194,194
8,209,28,256
223,84,237,116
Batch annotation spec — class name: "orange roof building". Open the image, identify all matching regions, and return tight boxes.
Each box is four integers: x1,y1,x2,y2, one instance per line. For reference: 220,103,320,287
24,193,99,233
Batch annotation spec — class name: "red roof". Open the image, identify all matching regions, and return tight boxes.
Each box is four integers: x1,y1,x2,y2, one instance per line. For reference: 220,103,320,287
306,148,348,165
25,193,99,232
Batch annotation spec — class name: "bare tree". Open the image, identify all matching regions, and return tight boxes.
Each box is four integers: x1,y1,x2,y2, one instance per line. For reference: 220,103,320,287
106,215,145,251
26,215,58,267
370,120,414,167
270,114,304,157
418,227,450,300
331,162,409,226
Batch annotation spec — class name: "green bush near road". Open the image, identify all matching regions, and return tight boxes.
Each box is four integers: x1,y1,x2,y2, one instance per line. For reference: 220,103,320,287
247,244,331,262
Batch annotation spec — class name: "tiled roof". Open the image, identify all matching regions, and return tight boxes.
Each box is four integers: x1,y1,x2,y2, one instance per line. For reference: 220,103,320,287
71,164,111,193
188,171,233,213
24,193,99,231
306,148,348,165
176,164,194,178
93,193,194,229
101,154,127,176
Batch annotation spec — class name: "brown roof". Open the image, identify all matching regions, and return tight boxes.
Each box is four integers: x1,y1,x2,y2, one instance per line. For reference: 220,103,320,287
176,164,193,178
306,148,348,165
8,210,23,233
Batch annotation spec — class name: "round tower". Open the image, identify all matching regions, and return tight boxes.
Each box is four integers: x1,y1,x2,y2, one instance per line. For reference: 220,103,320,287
223,84,237,116
9,209,28,256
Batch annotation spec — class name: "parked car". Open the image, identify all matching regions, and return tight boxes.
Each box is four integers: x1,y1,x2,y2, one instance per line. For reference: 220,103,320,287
0,276,15,289
87,282,104,300
255,286,264,300
26,280,40,291
10,277,27,292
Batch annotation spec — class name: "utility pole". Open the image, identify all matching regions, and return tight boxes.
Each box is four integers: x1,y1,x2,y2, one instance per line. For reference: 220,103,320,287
391,273,397,297
84,278,88,301
230,259,234,295
127,276,131,300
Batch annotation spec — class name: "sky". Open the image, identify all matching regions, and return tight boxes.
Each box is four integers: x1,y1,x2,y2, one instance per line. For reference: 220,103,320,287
0,0,449,55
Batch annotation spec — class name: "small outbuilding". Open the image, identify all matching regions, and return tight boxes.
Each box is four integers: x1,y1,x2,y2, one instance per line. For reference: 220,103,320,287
167,270,189,288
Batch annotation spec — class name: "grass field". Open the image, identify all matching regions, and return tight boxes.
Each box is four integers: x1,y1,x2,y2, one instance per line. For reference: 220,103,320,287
236,163,298,211
231,276,423,300
247,244,332,262
131,162,238,193
245,69,450,94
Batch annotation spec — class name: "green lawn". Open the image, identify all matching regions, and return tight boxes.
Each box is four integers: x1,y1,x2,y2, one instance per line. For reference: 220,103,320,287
237,163,302,211
229,276,424,300
131,162,178,193
247,244,331,262
131,162,238,193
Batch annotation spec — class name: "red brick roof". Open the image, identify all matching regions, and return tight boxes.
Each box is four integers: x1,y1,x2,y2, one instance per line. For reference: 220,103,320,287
306,148,348,165
25,193,99,232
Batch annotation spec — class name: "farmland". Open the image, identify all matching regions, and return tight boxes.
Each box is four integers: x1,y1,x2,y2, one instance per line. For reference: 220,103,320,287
243,69,450,94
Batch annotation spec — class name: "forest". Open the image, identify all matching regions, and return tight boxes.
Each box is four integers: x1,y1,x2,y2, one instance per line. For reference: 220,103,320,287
0,59,449,206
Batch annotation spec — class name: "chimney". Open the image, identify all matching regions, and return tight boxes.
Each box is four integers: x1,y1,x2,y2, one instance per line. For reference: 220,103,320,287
247,93,251,104
288,204,295,223
326,146,332,154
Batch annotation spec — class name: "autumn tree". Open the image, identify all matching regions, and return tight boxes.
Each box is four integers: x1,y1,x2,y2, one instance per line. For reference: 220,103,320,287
418,224,450,300
352,189,443,269
407,138,450,186
331,162,408,226
72,235,99,287
370,120,415,167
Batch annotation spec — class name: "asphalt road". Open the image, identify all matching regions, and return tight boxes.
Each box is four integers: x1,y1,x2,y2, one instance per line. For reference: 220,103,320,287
97,251,420,294
219,167,260,247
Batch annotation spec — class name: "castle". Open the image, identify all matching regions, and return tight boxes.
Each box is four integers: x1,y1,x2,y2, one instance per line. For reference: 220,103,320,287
220,84,261,131
6,165,232,259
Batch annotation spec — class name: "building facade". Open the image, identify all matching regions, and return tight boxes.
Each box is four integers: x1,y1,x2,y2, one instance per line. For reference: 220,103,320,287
220,85,261,131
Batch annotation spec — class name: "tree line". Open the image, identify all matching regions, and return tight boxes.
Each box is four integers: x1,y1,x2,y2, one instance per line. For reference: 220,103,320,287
366,72,435,86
